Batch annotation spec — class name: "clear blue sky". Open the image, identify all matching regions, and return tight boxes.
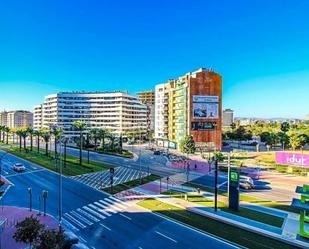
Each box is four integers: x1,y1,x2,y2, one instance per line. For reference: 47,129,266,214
0,0,308,118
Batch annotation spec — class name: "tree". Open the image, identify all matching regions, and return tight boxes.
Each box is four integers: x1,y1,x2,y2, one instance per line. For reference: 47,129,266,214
19,129,28,151
34,130,42,153
0,125,4,142
213,151,224,162
179,135,196,154
13,215,45,249
277,131,289,150
27,126,34,151
51,127,63,157
280,122,290,133
4,126,10,144
108,133,116,151
15,129,23,151
230,122,236,130
90,128,101,151
73,120,87,165
42,131,51,156
34,229,64,249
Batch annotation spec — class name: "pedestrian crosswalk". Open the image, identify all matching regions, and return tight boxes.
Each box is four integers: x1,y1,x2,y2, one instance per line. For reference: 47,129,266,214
62,196,131,232
70,167,149,190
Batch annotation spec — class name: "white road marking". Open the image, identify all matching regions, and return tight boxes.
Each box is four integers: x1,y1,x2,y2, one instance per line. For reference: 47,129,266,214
100,223,111,231
61,218,79,232
155,231,177,243
70,211,93,226
99,200,122,212
92,202,112,216
63,213,86,229
119,213,132,220
104,198,127,209
77,208,100,222
109,196,131,207
79,236,87,243
83,206,106,220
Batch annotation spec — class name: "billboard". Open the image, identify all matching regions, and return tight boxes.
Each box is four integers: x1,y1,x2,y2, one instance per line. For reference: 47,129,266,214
192,98,219,119
191,122,217,130
275,152,309,168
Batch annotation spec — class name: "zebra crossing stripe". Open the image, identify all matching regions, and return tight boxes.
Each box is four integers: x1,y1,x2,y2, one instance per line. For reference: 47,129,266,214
92,202,112,216
99,200,122,212
62,217,79,232
70,211,93,226
83,206,106,220
104,198,127,209
109,196,131,207
89,204,113,217
96,201,117,214
64,213,86,229
77,208,100,222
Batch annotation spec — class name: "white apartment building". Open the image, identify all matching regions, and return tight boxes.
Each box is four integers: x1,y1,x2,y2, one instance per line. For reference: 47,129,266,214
222,109,234,127
154,84,169,139
34,91,147,136
0,110,33,128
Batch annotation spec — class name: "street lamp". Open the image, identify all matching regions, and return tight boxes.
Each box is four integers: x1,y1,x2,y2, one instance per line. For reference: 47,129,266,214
27,187,32,212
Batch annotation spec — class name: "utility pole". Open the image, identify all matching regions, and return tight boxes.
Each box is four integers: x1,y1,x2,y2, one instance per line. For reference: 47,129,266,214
227,152,231,198
214,157,218,212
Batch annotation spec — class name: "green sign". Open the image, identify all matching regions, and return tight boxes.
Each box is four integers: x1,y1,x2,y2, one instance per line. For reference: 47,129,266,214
230,171,238,182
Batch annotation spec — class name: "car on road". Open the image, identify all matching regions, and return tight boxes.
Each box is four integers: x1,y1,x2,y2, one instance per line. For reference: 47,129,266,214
153,150,160,155
239,176,255,190
13,163,26,172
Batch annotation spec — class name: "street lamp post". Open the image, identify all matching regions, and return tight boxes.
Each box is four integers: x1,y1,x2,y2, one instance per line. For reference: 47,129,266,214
27,187,32,212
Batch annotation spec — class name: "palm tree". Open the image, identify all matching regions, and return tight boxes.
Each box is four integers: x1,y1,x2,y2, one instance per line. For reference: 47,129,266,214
42,131,51,156
0,125,4,143
108,133,116,151
27,126,34,151
72,120,87,165
20,129,28,152
15,129,23,151
34,130,42,153
4,127,10,144
90,128,101,151
51,127,63,157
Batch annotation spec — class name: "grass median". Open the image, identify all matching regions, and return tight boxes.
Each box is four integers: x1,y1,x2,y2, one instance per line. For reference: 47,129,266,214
3,146,113,176
184,182,298,214
138,199,298,249
164,190,284,228
102,174,160,194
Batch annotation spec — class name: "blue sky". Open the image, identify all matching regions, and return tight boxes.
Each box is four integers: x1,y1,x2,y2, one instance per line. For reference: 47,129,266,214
0,0,308,118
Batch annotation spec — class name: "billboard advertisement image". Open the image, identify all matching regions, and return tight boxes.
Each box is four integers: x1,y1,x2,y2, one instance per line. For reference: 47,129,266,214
275,152,309,168
192,95,219,119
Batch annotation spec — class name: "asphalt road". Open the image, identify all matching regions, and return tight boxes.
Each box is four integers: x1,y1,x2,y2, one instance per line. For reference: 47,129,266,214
0,151,238,249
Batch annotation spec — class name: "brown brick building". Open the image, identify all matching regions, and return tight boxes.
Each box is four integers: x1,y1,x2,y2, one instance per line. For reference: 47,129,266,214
155,68,222,150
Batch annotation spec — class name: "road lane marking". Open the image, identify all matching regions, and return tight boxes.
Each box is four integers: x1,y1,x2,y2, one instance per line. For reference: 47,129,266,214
100,223,111,231
83,206,106,220
6,168,46,178
119,213,132,220
79,236,87,244
62,217,79,232
92,202,112,216
77,208,100,222
70,211,93,226
63,213,86,229
110,196,131,207
94,202,116,215
155,231,177,243
99,200,122,212
104,198,126,209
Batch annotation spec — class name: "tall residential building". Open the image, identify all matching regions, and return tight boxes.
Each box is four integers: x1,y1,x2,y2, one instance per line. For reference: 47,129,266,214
0,111,33,128
155,68,222,150
222,109,234,127
137,90,155,132
34,91,147,137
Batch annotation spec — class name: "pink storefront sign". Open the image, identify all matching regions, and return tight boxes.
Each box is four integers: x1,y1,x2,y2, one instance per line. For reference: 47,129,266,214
275,152,309,167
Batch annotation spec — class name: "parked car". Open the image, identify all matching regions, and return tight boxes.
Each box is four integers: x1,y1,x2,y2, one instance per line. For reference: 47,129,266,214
153,150,160,155
13,163,26,172
239,176,255,190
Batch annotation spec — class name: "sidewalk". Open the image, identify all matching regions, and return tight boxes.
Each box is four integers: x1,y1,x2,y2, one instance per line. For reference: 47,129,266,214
0,206,58,249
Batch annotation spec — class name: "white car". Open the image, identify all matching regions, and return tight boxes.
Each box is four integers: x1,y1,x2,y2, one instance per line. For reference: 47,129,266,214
239,176,255,190
13,163,26,172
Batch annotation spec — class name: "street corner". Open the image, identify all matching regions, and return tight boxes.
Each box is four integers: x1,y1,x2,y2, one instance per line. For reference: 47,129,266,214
0,205,58,249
